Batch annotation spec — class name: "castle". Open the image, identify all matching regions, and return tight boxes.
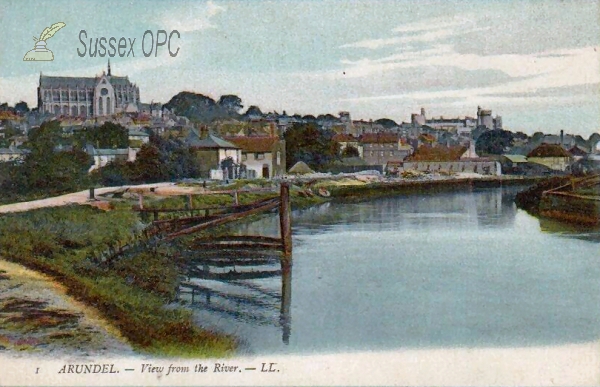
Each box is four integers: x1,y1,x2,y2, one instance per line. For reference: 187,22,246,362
411,106,503,134
37,61,140,117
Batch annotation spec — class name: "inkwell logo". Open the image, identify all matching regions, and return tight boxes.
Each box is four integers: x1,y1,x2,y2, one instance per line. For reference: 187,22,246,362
23,22,66,61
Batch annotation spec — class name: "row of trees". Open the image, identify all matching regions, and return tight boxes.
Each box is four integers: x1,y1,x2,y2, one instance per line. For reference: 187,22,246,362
162,92,402,129
0,121,206,203
0,121,94,202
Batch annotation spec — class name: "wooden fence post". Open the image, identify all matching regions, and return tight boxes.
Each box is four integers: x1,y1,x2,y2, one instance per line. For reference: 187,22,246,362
280,183,292,257
89,187,95,200
233,190,239,206
188,194,194,217
138,193,144,210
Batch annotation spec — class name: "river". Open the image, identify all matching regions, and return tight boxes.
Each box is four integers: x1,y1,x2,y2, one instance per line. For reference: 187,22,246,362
181,186,600,355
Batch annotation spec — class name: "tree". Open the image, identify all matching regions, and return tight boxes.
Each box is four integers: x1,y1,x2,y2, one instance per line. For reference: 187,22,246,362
514,131,529,140
0,103,14,113
283,123,339,170
128,144,170,183
92,160,132,186
374,118,398,129
471,125,489,141
163,91,228,123
531,131,545,143
149,133,202,179
245,105,263,118
217,95,243,114
26,120,62,153
15,120,94,196
77,122,128,149
475,129,515,155
14,101,30,115
588,133,600,151
341,145,360,158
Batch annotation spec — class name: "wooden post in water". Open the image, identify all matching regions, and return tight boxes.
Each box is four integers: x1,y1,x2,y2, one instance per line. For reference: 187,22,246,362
279,182,292,257
280,260,292,345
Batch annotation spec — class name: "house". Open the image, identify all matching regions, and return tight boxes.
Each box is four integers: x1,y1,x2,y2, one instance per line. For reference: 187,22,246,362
527,144,573,171
568,146,588,161
224,136,286,179
402,145,500,175
500,154,529,175
351,120,384,136
0,146,28,162
85,145,133,172
501,154,528,167
332,133,360,157
128,129,150,146
185,129,242,179
360,133,412,167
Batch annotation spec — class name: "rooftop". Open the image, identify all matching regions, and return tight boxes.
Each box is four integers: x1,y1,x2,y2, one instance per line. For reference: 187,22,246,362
185,130,239,149
224,136,280,153
407,145,467,162
332,134,358,142
359,133,399,144
527,144,572,158
40,75,134,88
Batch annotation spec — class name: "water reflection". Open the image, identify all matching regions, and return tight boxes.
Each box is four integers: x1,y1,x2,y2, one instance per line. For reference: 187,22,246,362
288,187,520,234
538,217,600,243
179,187,600,355
177,248,293,346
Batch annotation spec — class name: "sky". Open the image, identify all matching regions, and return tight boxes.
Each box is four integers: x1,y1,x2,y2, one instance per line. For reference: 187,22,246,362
0,0,598,136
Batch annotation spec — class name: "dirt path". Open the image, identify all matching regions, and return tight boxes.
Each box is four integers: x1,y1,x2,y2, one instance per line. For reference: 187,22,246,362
0,182,176,214
0,259,134,358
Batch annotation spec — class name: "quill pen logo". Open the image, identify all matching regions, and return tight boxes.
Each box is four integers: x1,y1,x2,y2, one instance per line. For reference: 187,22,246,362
23,22,66,61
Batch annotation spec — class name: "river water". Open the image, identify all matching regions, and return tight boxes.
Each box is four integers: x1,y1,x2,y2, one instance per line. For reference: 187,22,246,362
182,186,600,355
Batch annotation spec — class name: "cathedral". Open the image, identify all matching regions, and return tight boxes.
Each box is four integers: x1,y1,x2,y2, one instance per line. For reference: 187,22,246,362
37,61,140,117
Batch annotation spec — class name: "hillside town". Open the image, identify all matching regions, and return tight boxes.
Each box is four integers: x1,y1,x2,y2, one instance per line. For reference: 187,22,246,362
1,62,600,201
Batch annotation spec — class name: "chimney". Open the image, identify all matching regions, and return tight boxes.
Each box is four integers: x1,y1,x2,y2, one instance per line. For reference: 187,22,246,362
199,125,209,139
560,130,564,147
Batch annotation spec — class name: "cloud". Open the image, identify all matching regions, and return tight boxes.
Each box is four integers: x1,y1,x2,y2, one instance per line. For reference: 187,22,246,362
329,41,599,108
391,16,474,34
159,0,226,33
340,15,478,49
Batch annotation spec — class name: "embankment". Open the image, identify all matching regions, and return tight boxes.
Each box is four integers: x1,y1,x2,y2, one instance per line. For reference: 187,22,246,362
327,176,545,202
515,176,600,226
539,192,600,226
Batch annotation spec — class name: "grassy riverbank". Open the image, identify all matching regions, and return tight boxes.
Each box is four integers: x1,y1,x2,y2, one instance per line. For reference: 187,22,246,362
0,183,325,357
0,176,544,356
0,205,235,357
